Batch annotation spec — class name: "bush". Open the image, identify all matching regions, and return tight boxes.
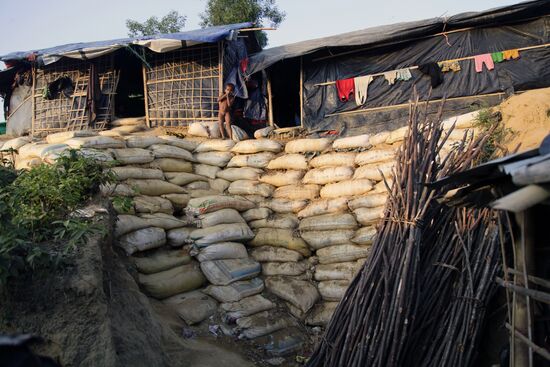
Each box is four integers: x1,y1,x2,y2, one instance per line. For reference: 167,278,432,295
0,150,114,285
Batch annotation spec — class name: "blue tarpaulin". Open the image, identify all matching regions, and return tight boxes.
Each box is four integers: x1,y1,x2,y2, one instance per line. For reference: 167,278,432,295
0,22,253,65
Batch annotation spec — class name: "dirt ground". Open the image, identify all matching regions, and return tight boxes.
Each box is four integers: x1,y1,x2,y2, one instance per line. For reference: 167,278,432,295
0,208,256,367
499,87,550,152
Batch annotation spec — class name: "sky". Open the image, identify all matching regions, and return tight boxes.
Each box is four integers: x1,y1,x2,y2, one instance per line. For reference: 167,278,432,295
0,0,521,121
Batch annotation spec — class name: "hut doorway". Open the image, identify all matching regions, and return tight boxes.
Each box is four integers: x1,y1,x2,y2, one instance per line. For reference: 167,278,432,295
269,58,301,128
114,50,146,118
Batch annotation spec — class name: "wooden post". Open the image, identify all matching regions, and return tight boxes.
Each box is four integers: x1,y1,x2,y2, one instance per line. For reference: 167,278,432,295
267,73,274,126
512,209,536,367
142,65,150,128
219,41,224,100
31,66,36,137
299,56,304,127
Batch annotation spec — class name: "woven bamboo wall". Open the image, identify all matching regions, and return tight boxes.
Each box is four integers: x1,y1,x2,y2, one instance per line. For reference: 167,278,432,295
144,43,221,128
32,56,119,136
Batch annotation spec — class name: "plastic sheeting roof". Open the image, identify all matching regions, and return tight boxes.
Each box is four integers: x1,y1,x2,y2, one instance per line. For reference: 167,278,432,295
246,0,550,75
0,22,253,65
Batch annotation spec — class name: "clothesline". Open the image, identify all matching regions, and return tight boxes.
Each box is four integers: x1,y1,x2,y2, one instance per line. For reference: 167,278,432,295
312,42,550,87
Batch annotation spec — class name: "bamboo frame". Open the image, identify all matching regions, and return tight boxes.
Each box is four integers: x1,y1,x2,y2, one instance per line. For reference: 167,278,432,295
267,75,274,126
142,65,150,127
299,56,304,127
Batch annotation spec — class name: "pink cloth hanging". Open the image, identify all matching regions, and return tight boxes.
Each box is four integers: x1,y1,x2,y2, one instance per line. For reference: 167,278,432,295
474,54,494,72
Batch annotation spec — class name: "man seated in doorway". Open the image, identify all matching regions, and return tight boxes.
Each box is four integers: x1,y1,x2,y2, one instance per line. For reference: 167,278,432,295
218,83,235,139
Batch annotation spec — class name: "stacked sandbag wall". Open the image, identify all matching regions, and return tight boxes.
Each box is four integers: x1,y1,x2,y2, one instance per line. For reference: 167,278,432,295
0,111,478,334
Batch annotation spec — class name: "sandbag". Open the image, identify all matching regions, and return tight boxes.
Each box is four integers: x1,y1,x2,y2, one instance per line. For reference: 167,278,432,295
1,136,31,150
236,311,290,339
309,152,356,168
187,121,221,138
372,179,392,193
317,244,371,264
302,166,354,185
203,278,264,303
314,262,358,281
46,130,97,144
111,148,154,164
352,226,377,245
13,157,41,170
78,149,114,164
259,170,304,187
166,227,194,247
197,208,245,228
240,194,265,205
101,183,135,197
65,136,125,149
332,134,370,150
369,131,390,145
189,189,224,198
18,143,69,160
140,213,188,230
231,140,282,154
134,195,173,214
320,179,373,198
301,229,355,250
305,302,338,326
115,214,150,237
355,149,396,166
353,162,394,181
138,262,205,299
354,206,385,225
194,139,235,153
348,193,387,210
191,242,248,262
441,110,478,130
297,197,349,218
227,152,274,168
249,214,299,230
266,154,308,170
111,167,164,181
194,151,233,167
160,135,198,151
318,280,350,301
184,180,210,191
164,171,207,186
231,125,249,141
262,262,308,276
265,276,319,313
228,180,274,197
186,195,255,215
162,193,191,209
299,213,357,231
208,178,230,192
249,246,303,263
253,126,274,139
110,125,143,134
193,164,220,179
242,207,272,222
248,228,310,256
190,223,255,246
200,258,261,285
163,291,217,325
285,138,331,153
273,184,320,200
260,198,307,214
150,144,196,161
221,294,275,321
126,179,185,196
133,249,191,274
125,136,165,148
111,117,146,126
118,227,166,255
216,167,263,181
386,126,409,144
148,158,193,173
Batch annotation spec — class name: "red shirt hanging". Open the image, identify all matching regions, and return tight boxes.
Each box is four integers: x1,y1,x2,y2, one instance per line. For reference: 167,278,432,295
336,78,355,102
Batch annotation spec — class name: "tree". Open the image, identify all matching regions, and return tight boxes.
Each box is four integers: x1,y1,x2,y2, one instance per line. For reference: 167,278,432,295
126,10,187,37
200,0,285,47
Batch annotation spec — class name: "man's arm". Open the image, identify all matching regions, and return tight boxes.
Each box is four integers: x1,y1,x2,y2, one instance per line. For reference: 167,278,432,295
217,93,227,102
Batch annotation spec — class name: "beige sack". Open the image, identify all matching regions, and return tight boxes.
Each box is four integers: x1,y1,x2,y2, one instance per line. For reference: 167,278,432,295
317,244,371,264
46,130,96,144
299,213,358,231
227,152,275,168
164,171,207,186
309,152,356,168
242,207,272,222
161,193,191,209
353,162,394,181
249,214,299,230
369,131,390,145
249,246,303,263
138,262,205,299
355,149,396,166
148,158,193,173
348,193,387,210
111,148,155,164
231,139,282,154
332,134,370,150
320,179,373,198
194,151,233,167
249,228,310,256
166,227,194,247
115,214,150,237
228,180,274,197
118,227,166,255
305,302,339,326
352,226,377,245
318,280,350,301
273,184,320,200
267,154,308,170
285,138,331,153
134,195,174,214
303,166,354,185
265,276,319,313
159,135,198,151
187,121,221,138
111,167,164,181
208,178,230,193
125,136,165,148
190,223,255,246
140,213,188,230
193,164,221,179
126,179,185,196
314,262,358,281
259,170,304,187
186,195,255,215
65,136,125,149
297,197,349,218
216,167,263,181
260,198,307,214
301,229,355,250
197,208,245,228
194,139,235,152
262,262,308,276
386,126,409,144
354,206,385,225
133,249,191,274
150,144,196,161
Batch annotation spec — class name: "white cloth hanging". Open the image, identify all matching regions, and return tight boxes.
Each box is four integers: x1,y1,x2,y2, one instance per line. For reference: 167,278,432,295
354,75,373,105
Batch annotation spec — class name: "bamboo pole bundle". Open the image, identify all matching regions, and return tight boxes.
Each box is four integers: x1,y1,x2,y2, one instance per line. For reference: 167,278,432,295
306,95,501,367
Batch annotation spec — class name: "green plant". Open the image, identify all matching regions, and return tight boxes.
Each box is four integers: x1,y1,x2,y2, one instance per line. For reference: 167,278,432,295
0,150,115,286
126,10,186,37
112,196,134,214
473,108,514,162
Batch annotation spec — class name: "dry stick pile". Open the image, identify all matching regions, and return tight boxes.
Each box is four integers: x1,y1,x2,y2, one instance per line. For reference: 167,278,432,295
306,97,502,367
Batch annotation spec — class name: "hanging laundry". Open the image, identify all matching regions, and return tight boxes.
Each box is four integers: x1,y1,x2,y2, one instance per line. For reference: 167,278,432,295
335,78,355,102
474,54,494,73
503,49,520,60
383,71,398,85
418,62,444,88
396,68,412,81
438,60,461,72
491,52,504,63
354,75,373,105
